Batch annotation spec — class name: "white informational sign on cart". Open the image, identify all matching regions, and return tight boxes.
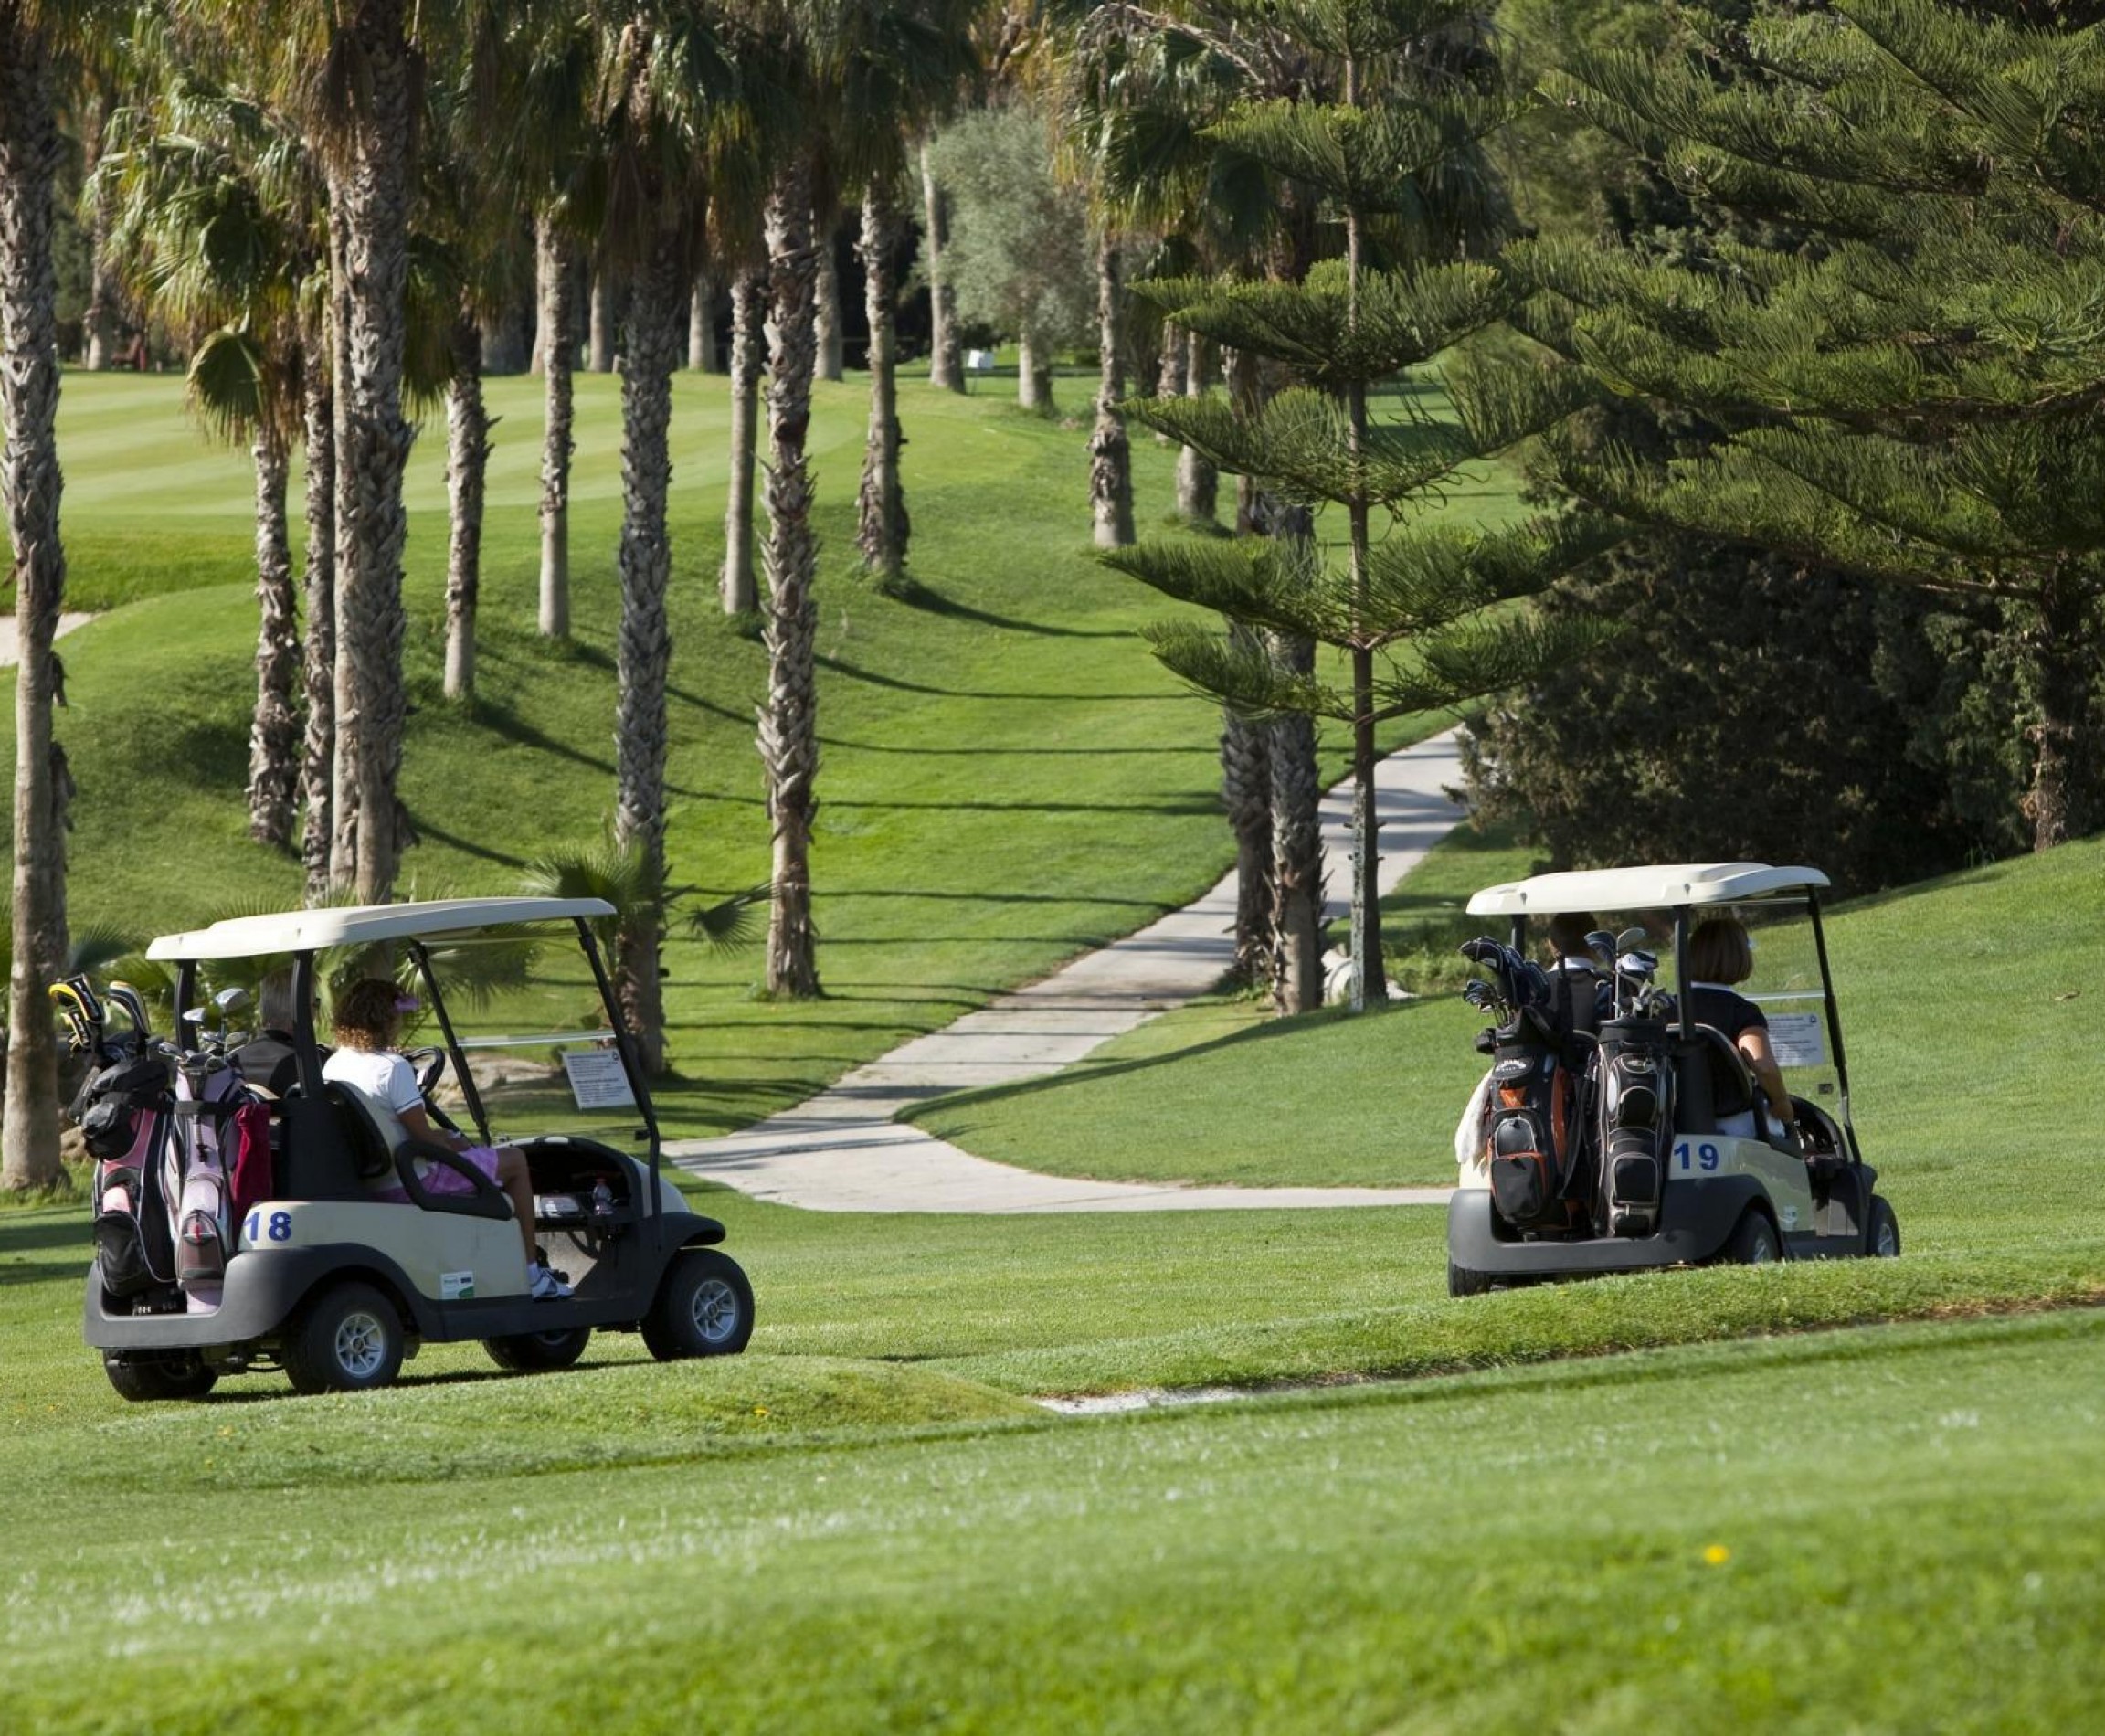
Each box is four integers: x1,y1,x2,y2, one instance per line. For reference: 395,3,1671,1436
1766,1011,1827,1070
562,1048,636,1110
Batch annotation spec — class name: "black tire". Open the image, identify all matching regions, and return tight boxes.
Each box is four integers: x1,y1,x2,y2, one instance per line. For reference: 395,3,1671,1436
1867,1195,1901,1258
483,1328,593,1372
1717,1208,1782,1266
642,1249,755,1360
282,1280,406,1395
1448,1260,1497,1297
104,1355,218,1403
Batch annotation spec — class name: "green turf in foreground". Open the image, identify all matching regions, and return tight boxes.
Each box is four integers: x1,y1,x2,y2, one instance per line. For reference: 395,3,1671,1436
4,1308,2100,1731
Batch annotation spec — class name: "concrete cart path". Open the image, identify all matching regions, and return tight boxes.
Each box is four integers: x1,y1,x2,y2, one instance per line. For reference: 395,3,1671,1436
668,729,1467,1213
0,613,93,664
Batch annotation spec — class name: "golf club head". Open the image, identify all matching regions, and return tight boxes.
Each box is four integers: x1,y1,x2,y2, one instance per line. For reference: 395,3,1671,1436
1615,926,1649,954
105,981,151,1040
1584,930,1617,969
1617,949,1658,983
213,986,251,1017
1462,979,1498,1012
181,1006,208,1028
48,979,101,1053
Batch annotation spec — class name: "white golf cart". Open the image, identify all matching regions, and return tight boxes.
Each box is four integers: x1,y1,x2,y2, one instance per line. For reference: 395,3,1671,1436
1448,863,1899,1291
84,897,753,1398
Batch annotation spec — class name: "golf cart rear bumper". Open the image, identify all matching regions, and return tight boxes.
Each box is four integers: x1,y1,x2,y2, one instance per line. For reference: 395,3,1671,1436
1448,1178,1763,1276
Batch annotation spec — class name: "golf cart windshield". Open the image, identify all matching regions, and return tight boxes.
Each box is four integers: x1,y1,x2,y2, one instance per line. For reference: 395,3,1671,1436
1655,894,1846,1111
403,926,651,1151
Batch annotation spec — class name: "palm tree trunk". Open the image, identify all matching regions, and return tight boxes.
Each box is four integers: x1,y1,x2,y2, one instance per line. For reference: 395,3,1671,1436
761,157,824,999
2023,568,2087,852
300,325,335,906
1018,328,1052,411
1269,512,1323,1014
1153,317,1185,444
588,259,617,372
1226,344,1261,535
1177,330,1218,524
538,211,575,638
326,194,358,891
612,234,684,1075
82,92,120,372
689,274,719,373
1090,236,1135,550
921,140,963,394
722,263,763,615
1221,620,1274,990
246,429,301,849
856,185,907,584
0,8,67,1188
326,0,417,905
443,306,489,702
814,227,844,384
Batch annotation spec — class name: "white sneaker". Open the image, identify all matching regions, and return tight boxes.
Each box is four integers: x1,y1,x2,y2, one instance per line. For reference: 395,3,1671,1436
528,1261,572,1300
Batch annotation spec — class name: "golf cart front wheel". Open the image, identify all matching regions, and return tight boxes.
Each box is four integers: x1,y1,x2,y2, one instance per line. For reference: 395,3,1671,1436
283,1280,406,1394
1717,1208,1782,1266
1867,1196,1901,1258
104,1354,218,1403
643,1249,755,1360
484,1328,593,1372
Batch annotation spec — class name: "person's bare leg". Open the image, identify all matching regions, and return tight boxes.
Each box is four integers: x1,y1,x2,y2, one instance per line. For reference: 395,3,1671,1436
494,1148,537,1265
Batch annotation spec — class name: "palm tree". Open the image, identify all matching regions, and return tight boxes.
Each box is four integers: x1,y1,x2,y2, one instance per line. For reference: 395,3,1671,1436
588,4,731,1070
536,209,577,637
919,136,964,392
0,0,84,1190
215,0,509,902
720,258,764,613
96,71,321,852
844,1,978,585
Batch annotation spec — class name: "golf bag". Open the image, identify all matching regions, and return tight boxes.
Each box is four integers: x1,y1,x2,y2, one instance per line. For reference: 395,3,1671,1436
1594,1015,1674,1236
1484,1032,1586,1231
72,1052,176,1299
168,1059,259,1294
1460,938,1595,1233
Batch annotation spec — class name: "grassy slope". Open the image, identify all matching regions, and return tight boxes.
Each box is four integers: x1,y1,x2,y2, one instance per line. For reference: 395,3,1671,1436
908,822,2101,1193
3,1301,2100,1731
31,370,1476,1138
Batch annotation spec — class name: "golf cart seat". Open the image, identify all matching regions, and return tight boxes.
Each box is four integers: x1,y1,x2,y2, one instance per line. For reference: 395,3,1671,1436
1675,1023,1761,1136
327,1081,513,1223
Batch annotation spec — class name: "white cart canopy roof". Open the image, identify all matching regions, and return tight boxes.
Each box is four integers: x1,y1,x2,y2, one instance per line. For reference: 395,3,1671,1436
1465,863,1829,916
146,897,617,962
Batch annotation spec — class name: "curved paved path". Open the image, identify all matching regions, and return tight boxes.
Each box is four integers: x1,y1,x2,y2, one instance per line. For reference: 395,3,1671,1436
668,730,1467,1212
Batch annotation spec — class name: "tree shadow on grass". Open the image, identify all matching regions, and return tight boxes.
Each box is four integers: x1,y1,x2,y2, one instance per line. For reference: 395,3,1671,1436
886,577,1130,640
914,998,1454,1124
816,653,1187,702
473,698,617,777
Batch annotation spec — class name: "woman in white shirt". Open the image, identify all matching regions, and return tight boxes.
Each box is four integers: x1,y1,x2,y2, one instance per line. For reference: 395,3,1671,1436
323,978,570,1299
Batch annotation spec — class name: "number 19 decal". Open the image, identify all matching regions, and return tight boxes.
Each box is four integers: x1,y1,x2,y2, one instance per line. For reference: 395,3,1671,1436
1670,1141,1722,1173
243,1210,294,1244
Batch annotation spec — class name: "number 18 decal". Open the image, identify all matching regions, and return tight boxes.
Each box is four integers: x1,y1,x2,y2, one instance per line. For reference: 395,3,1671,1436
243,1210,294,1244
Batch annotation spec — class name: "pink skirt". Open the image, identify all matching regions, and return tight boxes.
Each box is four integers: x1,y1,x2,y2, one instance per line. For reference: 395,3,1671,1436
372,1145,502,1203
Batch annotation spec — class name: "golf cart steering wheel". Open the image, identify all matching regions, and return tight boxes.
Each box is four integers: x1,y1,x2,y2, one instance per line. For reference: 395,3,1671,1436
402,1045,463,1137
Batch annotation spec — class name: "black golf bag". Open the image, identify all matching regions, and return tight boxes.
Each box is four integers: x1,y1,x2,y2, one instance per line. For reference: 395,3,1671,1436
1594,1015,1674,1236
1484,1026,1587,1232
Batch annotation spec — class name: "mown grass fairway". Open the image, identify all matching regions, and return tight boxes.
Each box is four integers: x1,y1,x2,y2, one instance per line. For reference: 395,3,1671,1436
33,370,1487,1138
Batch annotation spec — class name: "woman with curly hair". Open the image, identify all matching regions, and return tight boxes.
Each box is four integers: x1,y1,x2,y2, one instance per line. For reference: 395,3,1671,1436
323,977,571,1298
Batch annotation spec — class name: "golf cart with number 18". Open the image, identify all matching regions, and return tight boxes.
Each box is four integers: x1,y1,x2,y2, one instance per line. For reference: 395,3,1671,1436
84,897,753,1398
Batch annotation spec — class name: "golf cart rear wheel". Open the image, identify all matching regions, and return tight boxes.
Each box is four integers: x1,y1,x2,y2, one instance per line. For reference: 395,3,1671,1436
1718,1208,1782,1266
1448,1261,1497,1297
483,1328,593,1372
104,1354,218,1403
1867,1195,1901,1258
283,1280,406,1394
643,1249,755,1360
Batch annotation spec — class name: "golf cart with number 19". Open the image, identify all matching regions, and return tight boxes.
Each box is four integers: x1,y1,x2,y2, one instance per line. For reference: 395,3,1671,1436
84,897,753,1398
1449,863,1899,1291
